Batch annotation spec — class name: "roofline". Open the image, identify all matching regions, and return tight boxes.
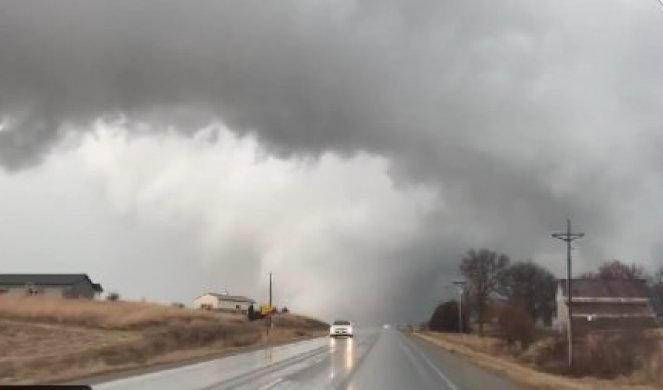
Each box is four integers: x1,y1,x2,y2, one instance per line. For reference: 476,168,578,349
0,273,101,287
194,293,255,303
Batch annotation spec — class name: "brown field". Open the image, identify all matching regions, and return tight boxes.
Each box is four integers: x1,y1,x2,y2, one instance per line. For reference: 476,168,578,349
0,296,225,329
0,297,327,384
416,331,662,390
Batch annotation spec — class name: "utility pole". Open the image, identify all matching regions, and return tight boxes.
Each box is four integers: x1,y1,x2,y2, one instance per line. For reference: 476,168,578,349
453,281,465,334
269,272,273,331
552,219,584,372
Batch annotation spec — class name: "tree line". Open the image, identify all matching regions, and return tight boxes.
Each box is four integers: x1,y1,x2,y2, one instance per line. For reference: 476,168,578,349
429,248,663,337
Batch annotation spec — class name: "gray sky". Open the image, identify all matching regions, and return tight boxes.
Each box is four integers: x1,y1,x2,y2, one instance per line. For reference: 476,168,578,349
1,0,663,323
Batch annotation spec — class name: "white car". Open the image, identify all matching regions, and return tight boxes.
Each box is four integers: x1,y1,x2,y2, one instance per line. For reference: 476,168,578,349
329,320,353,337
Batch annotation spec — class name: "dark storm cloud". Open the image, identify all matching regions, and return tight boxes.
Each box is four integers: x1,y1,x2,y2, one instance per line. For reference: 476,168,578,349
0,0,557,163
2,0,663,321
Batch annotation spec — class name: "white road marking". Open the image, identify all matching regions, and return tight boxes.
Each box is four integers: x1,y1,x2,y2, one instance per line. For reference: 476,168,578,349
403,334,460,390
257,377,283,390
399,334,439,382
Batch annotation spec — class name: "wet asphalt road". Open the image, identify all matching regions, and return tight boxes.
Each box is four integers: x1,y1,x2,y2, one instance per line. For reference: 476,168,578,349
93,328,524,390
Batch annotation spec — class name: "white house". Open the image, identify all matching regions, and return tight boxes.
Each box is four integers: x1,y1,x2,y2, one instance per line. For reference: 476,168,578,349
193,292,255,312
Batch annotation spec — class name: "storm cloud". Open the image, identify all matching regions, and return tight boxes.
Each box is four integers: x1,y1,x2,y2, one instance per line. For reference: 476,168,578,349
1,0,663,322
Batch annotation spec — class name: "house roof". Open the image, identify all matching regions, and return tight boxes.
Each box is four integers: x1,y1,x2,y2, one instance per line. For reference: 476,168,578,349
0,274,103,292
201,293,255,304
558,278,649,299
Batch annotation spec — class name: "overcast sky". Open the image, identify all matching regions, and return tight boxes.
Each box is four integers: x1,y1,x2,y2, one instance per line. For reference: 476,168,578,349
1,0,663,323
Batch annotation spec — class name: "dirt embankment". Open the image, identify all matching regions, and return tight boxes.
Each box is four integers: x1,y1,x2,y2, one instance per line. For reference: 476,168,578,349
0,297,328,385
415,331,661,390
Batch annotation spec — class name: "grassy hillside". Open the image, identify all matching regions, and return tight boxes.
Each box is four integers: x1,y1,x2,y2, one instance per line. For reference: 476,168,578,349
0,297,327,384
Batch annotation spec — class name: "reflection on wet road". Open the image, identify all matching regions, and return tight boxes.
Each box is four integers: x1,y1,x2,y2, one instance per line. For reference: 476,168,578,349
93,328,523,390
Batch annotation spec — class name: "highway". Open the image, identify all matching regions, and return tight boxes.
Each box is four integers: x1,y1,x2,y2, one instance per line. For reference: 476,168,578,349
93,328,524,390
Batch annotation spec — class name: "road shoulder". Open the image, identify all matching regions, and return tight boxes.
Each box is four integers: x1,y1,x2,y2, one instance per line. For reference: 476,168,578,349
413,332,656,390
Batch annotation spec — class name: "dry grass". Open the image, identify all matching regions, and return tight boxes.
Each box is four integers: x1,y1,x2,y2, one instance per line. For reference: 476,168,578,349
631,329,663,387
416,331,660,390
271,313,329,330
425,332,502,355
0,296,221,329
0,297,327,385
0,320,141,362
522,329,661,385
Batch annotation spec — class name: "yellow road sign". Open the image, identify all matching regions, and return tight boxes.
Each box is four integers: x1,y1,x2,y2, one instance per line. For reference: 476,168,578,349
260,304,273,316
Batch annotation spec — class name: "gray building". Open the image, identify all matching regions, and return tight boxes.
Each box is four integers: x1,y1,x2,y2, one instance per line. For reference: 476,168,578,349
553,278,656,331
0,274,103,299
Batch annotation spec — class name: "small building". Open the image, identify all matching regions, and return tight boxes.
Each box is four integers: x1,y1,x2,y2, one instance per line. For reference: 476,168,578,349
0,274,104,299
193,292,255,312
553,278,656,331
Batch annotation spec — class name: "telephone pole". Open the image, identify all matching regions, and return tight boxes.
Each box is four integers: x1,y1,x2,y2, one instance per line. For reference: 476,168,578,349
452,281,465,334
268,272,273,332
552,219,584,372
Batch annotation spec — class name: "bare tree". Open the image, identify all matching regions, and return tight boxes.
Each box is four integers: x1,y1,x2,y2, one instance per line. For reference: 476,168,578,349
580,260,644,279
460,248,510,335
498,261,556,325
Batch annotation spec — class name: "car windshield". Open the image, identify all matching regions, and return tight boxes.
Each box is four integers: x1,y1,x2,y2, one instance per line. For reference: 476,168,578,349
333,320,351,326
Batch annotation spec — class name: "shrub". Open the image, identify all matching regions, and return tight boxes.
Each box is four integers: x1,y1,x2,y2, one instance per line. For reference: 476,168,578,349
106,292,120,302
573,329,657,378
496,305,535,350
247,305,257,321
429,300,469,332
531,329,658,378
522,333,567,372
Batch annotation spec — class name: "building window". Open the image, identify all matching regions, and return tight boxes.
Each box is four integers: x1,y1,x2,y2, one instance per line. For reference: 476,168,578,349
236,304,241,310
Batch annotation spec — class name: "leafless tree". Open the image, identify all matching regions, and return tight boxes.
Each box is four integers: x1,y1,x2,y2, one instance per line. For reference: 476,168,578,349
580,260,644,279
459,248,510,335
498,261,556,325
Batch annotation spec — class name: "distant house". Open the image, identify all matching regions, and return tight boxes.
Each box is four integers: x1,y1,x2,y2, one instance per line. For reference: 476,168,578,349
193,292,255,313
0,274,103,299
553,278,656,331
